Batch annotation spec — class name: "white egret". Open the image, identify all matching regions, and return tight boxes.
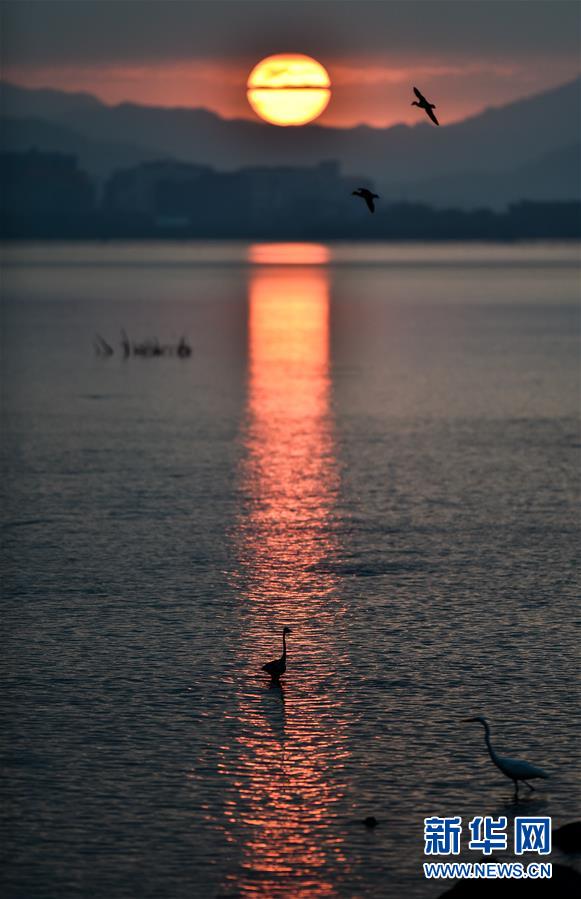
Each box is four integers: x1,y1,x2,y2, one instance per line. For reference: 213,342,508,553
466,716,549,798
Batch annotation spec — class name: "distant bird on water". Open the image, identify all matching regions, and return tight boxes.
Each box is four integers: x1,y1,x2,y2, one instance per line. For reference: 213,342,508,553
93,334,113,357
465,716,549,798
411,86,439,126
262,627,292,681
352,188,379,214
120,329,130,358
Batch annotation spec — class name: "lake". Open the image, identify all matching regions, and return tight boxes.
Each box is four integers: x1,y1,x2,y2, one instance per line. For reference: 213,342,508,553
1,241,580,897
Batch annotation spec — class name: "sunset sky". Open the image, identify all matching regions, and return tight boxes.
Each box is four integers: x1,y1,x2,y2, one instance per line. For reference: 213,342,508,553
2,0,580,128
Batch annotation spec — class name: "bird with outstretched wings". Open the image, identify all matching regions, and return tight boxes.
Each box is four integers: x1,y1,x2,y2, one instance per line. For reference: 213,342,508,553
412,86,440,126
352,187,379,213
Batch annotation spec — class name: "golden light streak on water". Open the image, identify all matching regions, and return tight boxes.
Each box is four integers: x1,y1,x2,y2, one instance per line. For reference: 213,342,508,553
220,245,351,897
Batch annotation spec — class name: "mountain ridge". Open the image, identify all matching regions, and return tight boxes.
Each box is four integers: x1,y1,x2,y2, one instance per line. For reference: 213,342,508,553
2,77,580,206
2,75,579,130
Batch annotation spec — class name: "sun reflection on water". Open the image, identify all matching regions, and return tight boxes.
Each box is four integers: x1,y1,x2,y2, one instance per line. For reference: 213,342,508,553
221,244,351,897
248,243,331,266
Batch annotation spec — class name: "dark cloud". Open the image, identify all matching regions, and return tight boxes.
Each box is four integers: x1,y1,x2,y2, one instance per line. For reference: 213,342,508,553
3,0,580,67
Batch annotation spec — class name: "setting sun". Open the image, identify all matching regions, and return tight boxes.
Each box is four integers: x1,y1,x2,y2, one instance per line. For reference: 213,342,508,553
247,53,331,126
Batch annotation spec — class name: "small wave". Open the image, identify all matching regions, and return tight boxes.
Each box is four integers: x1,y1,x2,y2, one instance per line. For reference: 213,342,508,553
307,558,427,577
1,751,48,768
1,518,57,530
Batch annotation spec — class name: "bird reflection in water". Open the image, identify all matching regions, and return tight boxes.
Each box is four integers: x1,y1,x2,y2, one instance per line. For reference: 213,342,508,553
262,679,287,746
221,244,352,897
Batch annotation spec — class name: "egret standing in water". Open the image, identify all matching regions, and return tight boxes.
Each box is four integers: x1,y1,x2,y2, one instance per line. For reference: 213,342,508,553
466,716,549,798
262,627,292,681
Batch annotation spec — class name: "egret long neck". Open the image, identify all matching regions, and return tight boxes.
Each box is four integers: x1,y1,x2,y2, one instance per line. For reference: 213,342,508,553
282,631,287,658
482,723,500,766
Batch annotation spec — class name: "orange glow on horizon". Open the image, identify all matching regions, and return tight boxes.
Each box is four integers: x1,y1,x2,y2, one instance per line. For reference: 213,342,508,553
4,57,579,127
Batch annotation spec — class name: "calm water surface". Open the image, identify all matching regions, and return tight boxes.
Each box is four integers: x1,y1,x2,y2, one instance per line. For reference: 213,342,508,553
1,242,580,897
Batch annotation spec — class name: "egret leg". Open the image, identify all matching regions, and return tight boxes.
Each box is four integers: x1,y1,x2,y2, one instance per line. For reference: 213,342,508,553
513,781,519,800
523,780,535,791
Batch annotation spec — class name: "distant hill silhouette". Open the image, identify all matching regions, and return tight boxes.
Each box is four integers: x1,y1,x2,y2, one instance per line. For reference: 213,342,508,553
1,78,580,207
0,115,161,178
385,143,581,209
0,84,102,118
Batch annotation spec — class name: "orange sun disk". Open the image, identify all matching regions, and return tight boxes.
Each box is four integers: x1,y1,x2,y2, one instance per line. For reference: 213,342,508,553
247,53,331,126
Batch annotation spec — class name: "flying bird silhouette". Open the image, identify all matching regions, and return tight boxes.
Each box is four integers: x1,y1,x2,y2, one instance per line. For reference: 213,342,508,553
352,188,380,213
466,716,549,798
411,86,439,126
262,627,292,681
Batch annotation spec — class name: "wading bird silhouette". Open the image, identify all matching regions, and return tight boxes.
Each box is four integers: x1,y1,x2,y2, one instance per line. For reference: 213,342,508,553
411,86,439,126
93,334,114,357
466,716,549,798
352,187,380,213
262,627,292,681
